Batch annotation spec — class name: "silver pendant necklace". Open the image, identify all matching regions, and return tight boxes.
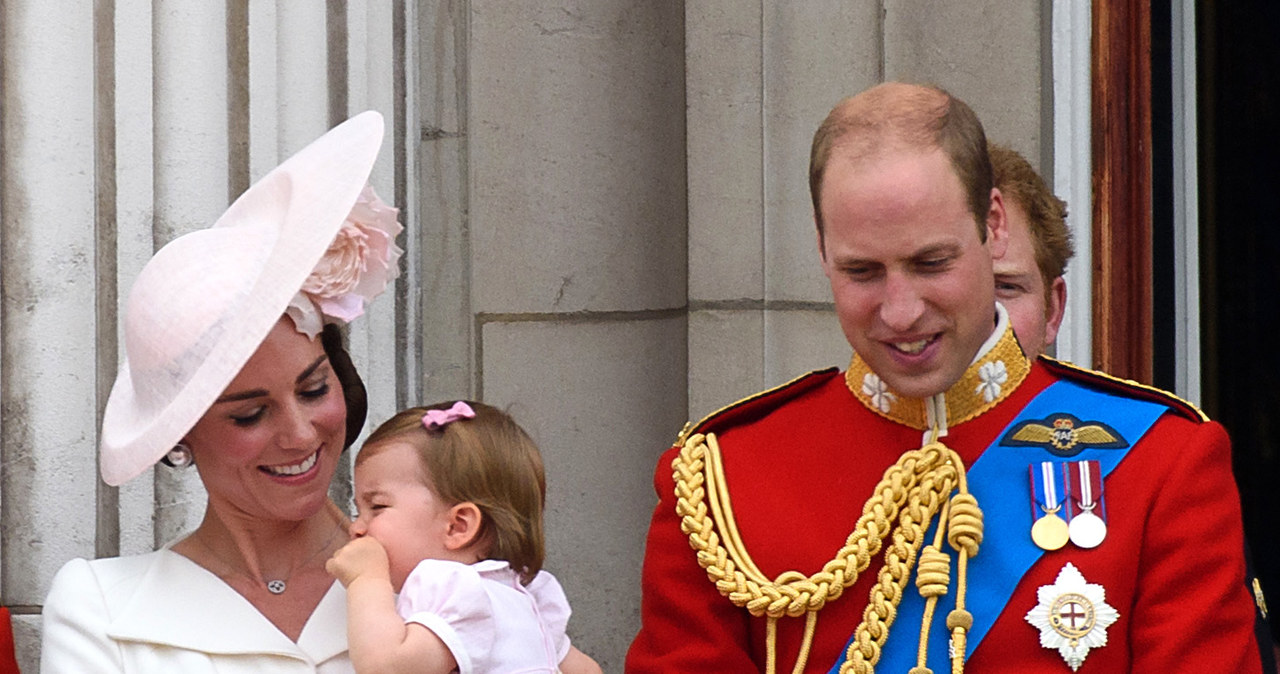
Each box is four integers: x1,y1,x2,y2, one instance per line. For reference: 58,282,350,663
195,523,343,595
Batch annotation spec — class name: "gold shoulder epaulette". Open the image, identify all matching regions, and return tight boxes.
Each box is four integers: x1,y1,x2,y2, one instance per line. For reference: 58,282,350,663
683,367,840,442
673,421,694,447
1039,356,1208,422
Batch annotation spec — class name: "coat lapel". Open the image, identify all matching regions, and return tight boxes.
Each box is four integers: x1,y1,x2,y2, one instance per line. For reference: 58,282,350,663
106,550,348,663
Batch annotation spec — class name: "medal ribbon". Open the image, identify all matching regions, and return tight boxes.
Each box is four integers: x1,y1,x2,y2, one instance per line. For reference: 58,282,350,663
831,379,1169,674
1030,461,1065,518
1066,460,1104,519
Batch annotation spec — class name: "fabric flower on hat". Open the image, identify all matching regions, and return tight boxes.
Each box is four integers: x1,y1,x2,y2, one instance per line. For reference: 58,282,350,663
287,184,404,337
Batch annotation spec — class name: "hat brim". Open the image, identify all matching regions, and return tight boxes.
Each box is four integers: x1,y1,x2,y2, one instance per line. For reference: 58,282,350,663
99,111,385,486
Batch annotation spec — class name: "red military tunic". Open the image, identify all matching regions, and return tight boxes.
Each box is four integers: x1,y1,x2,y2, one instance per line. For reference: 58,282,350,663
627,322,1265,673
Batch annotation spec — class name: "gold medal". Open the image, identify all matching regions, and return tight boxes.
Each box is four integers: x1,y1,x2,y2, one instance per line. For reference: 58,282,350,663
1029,461,1069,550
1031,510,1070,551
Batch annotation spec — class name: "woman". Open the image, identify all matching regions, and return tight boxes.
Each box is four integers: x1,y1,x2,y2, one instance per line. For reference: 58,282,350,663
41,112,400,672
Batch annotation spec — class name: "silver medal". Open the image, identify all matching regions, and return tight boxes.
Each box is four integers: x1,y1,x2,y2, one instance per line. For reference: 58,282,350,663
1068,509,1107,549
1067,460,1107,549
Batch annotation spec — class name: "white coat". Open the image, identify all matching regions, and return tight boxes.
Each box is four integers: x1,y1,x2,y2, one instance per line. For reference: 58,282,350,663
40,549,353,673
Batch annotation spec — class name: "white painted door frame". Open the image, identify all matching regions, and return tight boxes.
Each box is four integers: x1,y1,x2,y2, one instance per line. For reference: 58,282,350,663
1051,0,1199,402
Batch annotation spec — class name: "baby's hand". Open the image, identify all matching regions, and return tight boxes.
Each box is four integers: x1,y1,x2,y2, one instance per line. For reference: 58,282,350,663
325,536,390,587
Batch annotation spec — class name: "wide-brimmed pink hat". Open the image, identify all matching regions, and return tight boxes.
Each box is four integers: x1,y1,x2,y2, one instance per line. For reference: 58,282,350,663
99,111,392,486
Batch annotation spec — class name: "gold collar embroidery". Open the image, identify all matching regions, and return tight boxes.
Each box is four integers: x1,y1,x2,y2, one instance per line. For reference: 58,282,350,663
844,315,1031,430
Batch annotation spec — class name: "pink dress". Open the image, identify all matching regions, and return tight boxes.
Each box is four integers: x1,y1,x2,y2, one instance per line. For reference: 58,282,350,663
395,559,572,673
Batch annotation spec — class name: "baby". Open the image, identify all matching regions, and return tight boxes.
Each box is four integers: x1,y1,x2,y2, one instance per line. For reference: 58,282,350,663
327,401,601,673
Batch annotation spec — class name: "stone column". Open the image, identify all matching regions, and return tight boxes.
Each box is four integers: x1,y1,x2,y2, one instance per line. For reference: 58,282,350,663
464,3,688,667
686,2,876,422
1,4,99,672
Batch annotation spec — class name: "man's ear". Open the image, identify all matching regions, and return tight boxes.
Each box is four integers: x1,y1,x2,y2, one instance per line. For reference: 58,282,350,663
986,187,1009,258
443,502,483,551
1043,275,1068,348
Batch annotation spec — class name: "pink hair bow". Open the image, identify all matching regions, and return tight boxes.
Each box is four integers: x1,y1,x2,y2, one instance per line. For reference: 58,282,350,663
422,401,475,431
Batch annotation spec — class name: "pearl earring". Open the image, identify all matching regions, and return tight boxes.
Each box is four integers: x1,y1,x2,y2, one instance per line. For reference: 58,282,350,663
162,443,194,468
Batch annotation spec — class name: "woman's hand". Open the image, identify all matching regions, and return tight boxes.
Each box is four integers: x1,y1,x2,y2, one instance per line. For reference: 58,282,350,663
326,536,389,587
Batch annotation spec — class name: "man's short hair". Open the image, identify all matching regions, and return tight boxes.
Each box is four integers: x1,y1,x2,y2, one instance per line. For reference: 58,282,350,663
809,82,993,243
989,143,1075,286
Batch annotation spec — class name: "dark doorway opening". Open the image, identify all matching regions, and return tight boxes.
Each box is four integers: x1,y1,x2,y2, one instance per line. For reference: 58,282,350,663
1198,0,1280,644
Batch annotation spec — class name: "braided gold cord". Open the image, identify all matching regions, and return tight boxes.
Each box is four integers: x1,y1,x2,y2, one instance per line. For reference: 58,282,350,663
945,492,982,673
673,433,973,674
840,458,957,673
914,544,952,670
915,547,952,598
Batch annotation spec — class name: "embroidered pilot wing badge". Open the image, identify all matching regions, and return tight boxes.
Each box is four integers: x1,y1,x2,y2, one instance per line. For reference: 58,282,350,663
1001,414,1128,457
1025,563,1119,671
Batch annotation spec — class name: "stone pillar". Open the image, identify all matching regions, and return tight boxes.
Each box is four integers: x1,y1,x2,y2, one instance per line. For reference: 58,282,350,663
465,3,688,667
1,4,99,672
686,2,877,422
884,0,1047,163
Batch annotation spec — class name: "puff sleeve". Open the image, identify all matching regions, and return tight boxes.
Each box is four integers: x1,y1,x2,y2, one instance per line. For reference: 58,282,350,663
394,560,495,674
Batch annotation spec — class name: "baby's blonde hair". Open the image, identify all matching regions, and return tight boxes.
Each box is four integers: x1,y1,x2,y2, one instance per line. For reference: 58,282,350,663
358,401,546,583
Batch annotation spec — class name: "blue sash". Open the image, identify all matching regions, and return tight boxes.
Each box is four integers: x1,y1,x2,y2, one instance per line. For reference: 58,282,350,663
828,379,1169,673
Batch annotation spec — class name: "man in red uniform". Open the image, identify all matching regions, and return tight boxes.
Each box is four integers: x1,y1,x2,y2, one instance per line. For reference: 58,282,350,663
627,83,1268,672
